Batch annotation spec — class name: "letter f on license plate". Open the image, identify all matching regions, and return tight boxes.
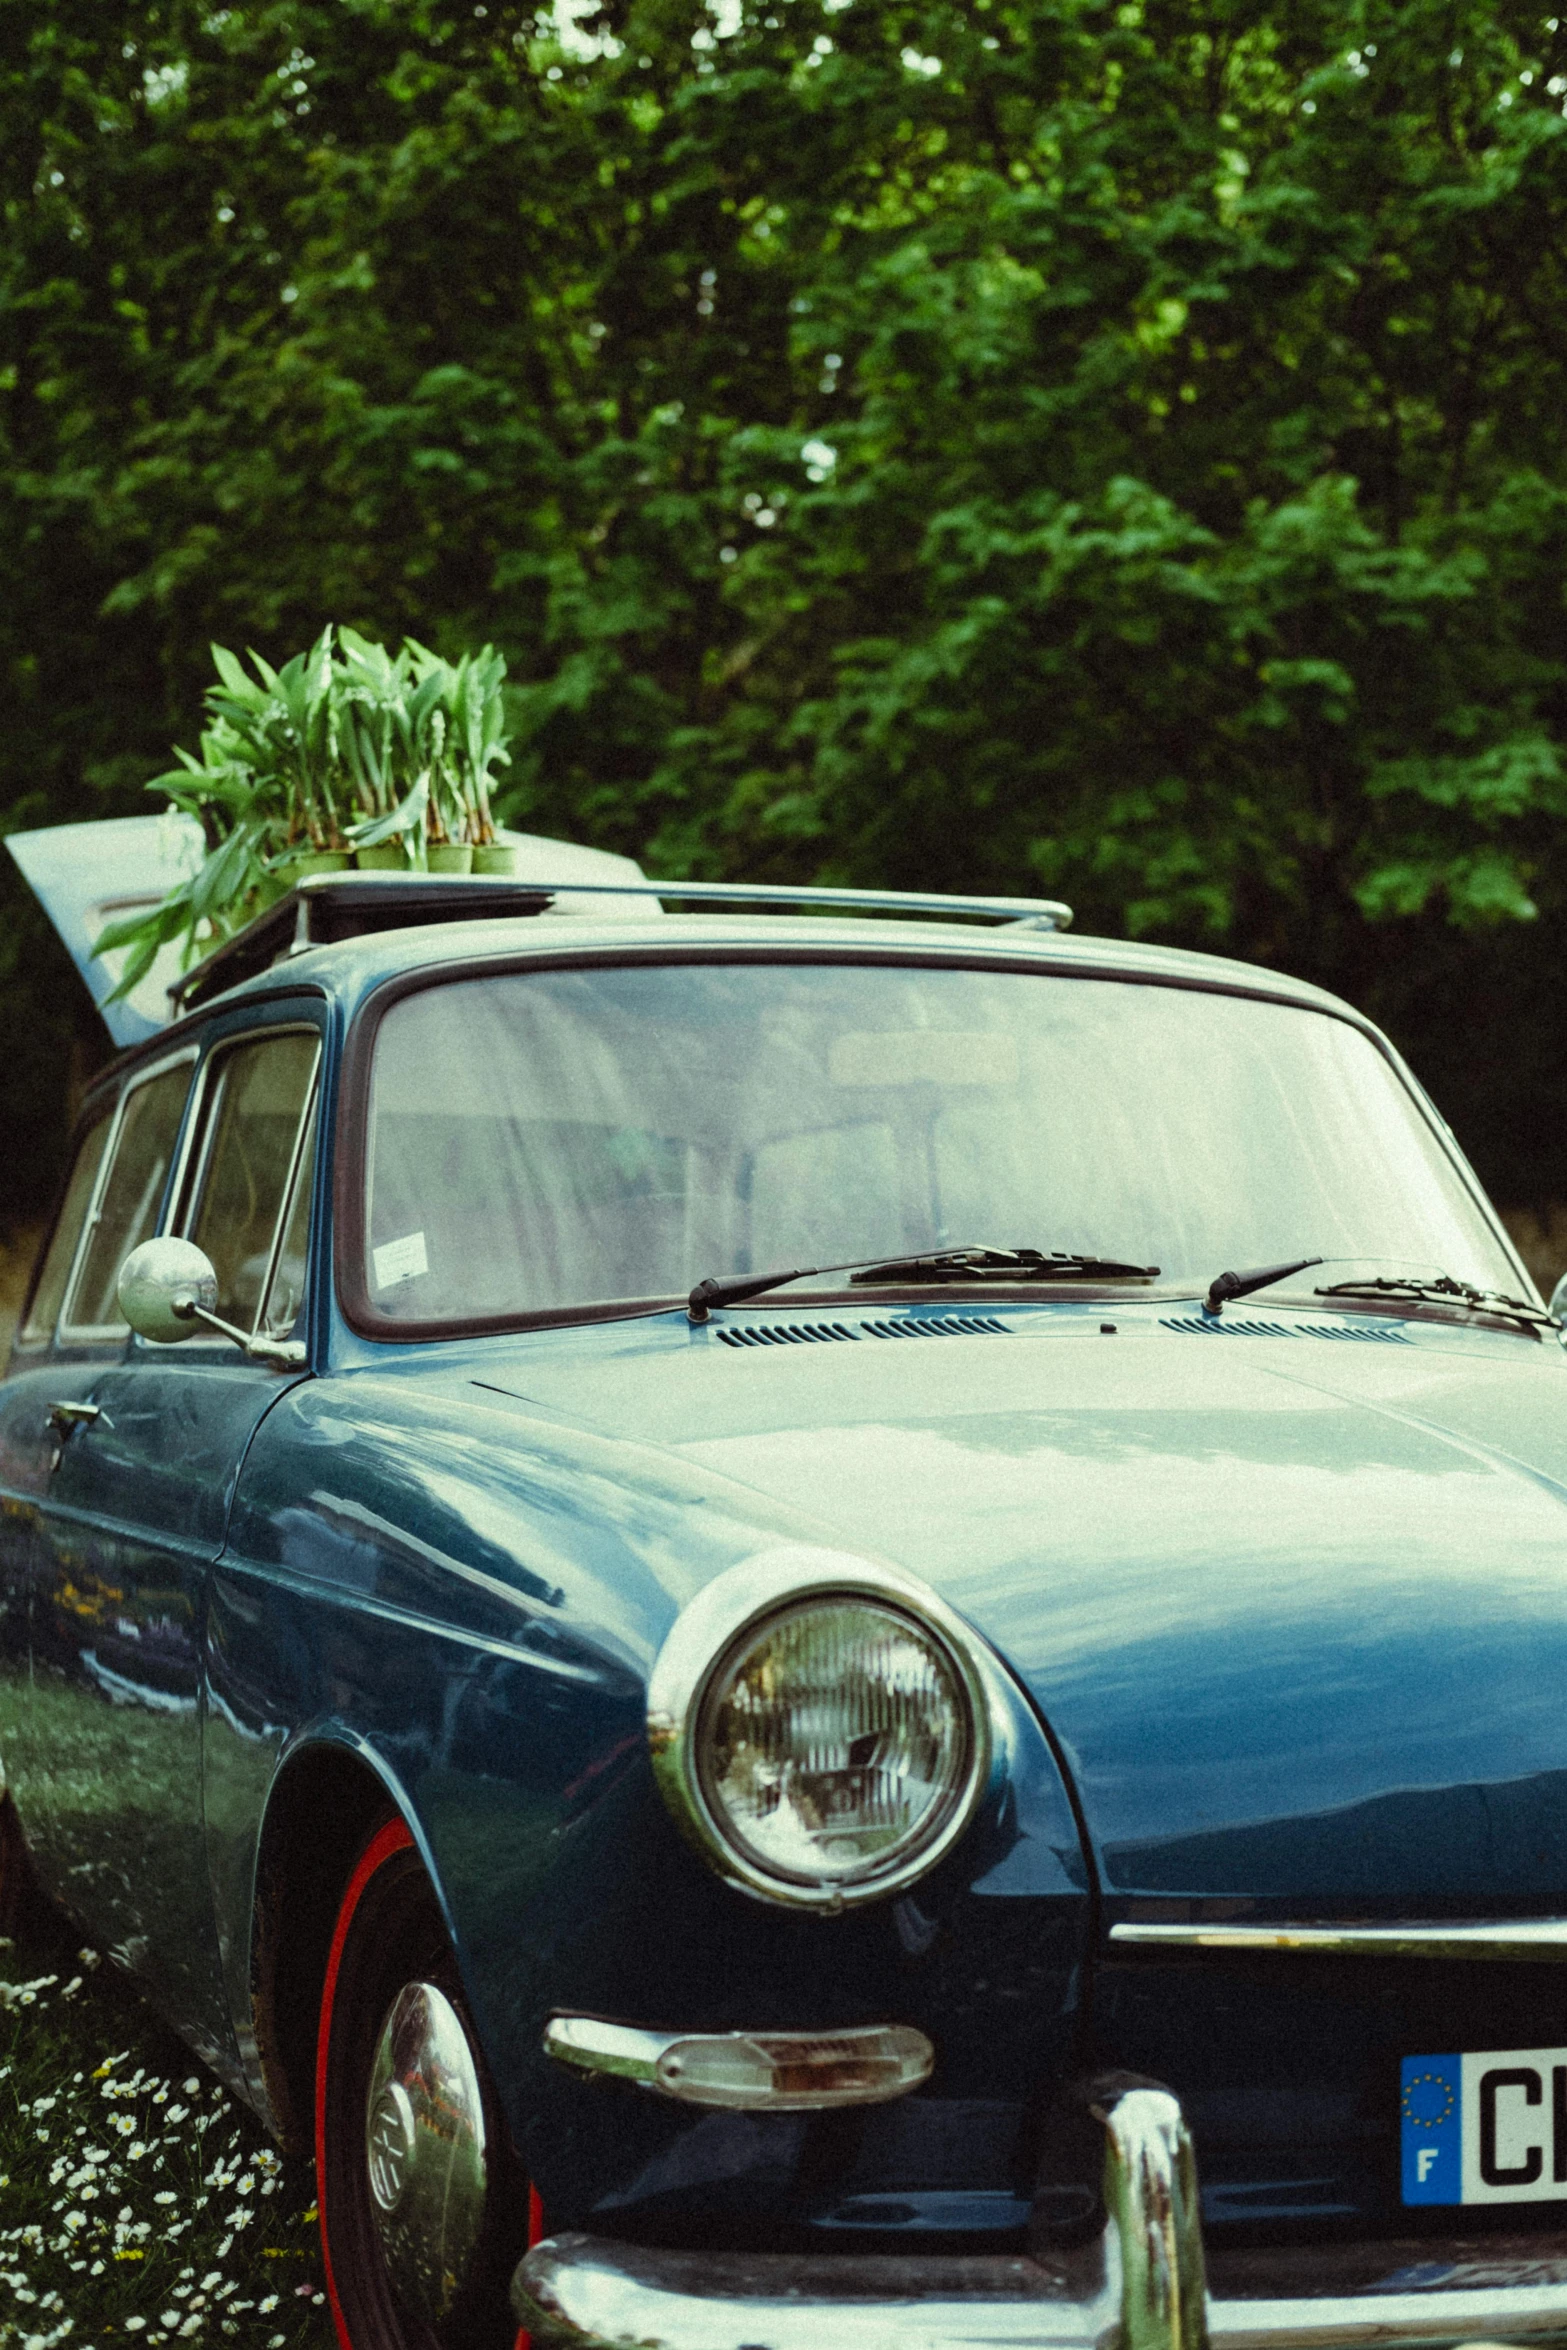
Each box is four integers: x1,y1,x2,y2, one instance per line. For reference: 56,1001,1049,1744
1403,2050,1567,2205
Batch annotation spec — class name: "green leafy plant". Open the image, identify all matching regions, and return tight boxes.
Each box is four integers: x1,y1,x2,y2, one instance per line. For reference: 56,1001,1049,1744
94,630,511,998
334,635,509,854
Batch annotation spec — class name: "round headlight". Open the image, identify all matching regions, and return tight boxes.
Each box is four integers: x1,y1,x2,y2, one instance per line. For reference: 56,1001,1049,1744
700,1597,971,1887
648,1554,991,1910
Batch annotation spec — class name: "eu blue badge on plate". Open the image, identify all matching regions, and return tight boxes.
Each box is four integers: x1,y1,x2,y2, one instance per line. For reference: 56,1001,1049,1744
1402,2056,1460,2203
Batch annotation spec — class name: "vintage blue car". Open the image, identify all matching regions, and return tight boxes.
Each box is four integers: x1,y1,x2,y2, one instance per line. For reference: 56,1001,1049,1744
3,834,1567,2350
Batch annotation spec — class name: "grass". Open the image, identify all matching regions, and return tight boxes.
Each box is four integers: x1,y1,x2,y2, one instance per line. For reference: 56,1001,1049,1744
0,1889,334,2350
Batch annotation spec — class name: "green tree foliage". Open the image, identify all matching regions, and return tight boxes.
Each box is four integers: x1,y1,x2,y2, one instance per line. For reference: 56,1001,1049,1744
6,0,1567,1216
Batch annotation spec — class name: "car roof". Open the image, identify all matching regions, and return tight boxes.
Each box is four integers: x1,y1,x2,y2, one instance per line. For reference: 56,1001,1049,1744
120,908,1369,1052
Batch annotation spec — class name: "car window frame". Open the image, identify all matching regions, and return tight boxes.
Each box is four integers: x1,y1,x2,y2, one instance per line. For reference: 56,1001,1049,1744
173,1021,324,1342
257,1075,320,1343
12,1100,117,1353
56,1043,202,1347
332,941,1537,1344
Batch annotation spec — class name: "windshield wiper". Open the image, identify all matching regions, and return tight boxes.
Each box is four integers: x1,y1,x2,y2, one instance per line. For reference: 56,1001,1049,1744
1204,1256,1324,1315
687,1245,1161,1324
1316,1274,1556,1334
848,1246,1160,1285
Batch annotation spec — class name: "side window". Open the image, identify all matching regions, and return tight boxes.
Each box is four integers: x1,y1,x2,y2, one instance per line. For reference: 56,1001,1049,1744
20,1108,114,1344
185,1032,320,1333
64,1060,195,1336
262,1113,316,1339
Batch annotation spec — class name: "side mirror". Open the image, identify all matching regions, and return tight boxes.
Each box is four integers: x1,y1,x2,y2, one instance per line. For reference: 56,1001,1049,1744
1550,1272,1567,1326
118,1237,219,1343
117,1238,306,1368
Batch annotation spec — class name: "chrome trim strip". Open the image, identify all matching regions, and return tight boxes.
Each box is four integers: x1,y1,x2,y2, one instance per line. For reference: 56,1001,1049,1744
543,2015,935,2109
1111,1920,1567,1960
646,1546,996,1914
598,878,1073,927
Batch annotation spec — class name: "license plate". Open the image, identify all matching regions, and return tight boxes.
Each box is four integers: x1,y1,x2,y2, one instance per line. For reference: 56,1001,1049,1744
1403,2049,1567,2204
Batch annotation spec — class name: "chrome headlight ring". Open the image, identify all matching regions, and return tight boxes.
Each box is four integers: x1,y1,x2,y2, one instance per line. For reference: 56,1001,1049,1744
647,1547,996,1913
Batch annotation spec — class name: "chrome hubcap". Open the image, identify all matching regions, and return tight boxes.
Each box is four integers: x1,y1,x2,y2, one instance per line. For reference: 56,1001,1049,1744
364,1981,488,2325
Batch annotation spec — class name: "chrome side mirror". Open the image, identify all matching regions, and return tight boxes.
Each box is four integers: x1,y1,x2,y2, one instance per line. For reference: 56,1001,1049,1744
116,1238,305,1369
118,1237,218,1343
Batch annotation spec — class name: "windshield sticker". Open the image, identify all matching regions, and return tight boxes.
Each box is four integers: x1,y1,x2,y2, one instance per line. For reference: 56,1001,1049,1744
373,1230,429,1289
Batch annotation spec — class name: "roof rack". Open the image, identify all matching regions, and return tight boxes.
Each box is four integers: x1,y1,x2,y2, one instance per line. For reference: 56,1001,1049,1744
573,880,1073,927
168,871,1074,1016
169,873,554,1012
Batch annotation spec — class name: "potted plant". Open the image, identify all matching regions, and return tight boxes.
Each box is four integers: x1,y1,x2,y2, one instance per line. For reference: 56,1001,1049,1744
96,627,517,995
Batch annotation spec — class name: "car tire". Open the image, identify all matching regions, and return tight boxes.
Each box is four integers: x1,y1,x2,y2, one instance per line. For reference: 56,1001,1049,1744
315,1813,532,2350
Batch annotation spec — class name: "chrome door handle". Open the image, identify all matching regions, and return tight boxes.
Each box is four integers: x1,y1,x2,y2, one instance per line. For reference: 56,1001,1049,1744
47,1400,103,1438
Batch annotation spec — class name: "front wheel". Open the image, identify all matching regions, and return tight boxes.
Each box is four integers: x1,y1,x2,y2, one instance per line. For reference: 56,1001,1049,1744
315,1815,530,2350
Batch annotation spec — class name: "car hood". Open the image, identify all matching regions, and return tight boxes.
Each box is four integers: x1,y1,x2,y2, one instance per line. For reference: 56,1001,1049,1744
480,1307,1567,1908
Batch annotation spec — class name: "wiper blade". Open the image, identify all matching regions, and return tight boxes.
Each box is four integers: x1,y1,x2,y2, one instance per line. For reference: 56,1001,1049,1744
1316,1275,1556,1332
688,1245,1160,1324
848,1246,1160,1285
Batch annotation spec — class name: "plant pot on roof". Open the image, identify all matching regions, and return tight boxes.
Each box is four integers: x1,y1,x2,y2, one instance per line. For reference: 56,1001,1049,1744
95,627,515,1001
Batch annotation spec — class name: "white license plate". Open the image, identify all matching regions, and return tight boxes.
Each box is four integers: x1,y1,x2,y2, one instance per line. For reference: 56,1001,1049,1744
1403,2049,1567,2204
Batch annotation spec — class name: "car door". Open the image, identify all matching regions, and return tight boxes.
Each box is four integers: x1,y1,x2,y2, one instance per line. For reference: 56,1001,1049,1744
0,1096,118,1829
31,1011,321,2064
12,1047,199,1898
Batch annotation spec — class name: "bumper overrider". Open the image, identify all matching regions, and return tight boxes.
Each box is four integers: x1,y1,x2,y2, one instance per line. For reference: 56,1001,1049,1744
512,2078,1567,2350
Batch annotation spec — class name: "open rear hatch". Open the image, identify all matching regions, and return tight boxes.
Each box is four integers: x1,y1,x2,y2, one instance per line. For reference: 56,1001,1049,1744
7,816,653,1046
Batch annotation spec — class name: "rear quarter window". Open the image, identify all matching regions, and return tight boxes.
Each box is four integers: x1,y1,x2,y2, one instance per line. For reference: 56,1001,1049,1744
63,1056,195,1338
19,1108,113,1345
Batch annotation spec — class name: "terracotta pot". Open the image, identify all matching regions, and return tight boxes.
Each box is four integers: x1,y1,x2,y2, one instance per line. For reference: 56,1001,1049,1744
427,843,474,874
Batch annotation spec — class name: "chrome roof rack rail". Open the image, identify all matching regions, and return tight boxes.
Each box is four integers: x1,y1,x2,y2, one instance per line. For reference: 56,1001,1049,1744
590,880,1074,929
167,871,1074,1017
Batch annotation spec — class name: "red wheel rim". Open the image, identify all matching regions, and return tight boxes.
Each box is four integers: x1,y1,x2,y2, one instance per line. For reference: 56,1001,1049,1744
315,1816,415,2350
512,2185,547,2350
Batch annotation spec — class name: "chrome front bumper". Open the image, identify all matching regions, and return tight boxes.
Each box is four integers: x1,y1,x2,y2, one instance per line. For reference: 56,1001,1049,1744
512,2083,1567,2350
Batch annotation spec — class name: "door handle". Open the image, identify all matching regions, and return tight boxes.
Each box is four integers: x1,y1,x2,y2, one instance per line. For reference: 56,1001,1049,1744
47,1400,103,1438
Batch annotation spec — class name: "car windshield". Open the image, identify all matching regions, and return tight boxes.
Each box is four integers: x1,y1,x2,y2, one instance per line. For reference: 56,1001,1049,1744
360,960,1519,1324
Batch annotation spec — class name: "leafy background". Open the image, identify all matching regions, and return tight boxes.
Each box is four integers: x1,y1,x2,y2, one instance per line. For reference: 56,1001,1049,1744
6,0,1567,1266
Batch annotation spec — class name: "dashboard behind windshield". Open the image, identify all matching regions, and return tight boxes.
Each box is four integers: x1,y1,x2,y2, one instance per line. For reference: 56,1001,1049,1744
356,959,1517,1327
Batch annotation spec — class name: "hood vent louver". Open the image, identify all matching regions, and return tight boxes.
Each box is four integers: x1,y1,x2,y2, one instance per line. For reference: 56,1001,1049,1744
1161,1315,1412,1344
714,1314,1012,1349
860,1316,1011,1339
715,1322,862,1348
